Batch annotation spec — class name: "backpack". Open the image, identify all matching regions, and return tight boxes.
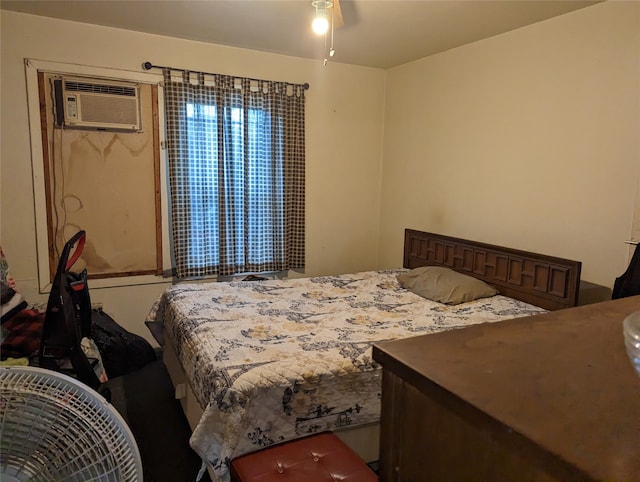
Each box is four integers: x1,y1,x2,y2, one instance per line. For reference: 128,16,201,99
612,243,640,299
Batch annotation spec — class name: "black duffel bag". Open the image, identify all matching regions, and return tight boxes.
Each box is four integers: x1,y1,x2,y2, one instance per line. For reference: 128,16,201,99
91,307,156,378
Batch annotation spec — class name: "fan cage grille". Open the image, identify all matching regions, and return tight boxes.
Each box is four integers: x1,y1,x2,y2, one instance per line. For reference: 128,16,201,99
0,367,142,481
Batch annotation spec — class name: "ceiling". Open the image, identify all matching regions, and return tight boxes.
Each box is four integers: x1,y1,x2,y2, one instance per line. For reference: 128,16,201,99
1,0,601,69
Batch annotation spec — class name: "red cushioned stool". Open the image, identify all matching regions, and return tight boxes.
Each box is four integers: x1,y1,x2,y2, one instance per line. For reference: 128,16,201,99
230,431,378,482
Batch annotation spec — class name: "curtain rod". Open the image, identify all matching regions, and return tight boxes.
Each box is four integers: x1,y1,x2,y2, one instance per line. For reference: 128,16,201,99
142,61,310,90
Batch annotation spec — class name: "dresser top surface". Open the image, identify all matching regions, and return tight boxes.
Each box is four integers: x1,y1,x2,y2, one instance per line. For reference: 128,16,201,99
373,295,640,480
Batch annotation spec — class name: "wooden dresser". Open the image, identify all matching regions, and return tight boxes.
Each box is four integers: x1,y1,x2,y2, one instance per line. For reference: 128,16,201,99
372,296,640,482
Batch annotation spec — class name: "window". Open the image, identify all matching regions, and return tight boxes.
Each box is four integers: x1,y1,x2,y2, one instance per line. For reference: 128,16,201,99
163,70,305,278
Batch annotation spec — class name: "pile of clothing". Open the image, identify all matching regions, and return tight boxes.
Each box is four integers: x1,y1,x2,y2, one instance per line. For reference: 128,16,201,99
0,246,42,365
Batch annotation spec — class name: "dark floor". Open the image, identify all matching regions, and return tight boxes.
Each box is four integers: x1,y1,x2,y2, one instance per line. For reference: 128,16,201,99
105,355,211,482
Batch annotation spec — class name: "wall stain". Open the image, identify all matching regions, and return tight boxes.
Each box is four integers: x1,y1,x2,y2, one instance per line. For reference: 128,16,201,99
61,194,83,213
81,240,113,271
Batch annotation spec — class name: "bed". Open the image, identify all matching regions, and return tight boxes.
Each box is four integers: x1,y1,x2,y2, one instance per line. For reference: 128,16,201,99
146,229,581,481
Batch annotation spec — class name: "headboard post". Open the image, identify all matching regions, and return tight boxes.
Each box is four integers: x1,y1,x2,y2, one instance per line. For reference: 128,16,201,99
403,229,582,310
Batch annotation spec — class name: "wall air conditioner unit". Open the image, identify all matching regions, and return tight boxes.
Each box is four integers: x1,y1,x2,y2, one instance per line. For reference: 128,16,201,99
54,76,142,132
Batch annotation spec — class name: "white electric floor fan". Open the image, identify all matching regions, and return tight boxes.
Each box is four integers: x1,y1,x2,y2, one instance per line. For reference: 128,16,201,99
0,366,143,481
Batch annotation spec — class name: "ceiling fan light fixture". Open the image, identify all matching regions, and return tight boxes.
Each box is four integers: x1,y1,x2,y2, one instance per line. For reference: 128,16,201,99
312,0,337,64
311,0,332,35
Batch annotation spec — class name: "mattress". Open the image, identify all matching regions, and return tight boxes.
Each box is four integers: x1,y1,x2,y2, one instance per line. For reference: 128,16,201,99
147,269,546,480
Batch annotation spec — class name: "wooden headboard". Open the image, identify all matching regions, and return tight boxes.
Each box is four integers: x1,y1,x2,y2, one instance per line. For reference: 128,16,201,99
403,229,582,310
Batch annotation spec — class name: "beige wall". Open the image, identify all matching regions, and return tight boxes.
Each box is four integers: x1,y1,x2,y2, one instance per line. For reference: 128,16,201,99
378,1,640,288
0,11,385,342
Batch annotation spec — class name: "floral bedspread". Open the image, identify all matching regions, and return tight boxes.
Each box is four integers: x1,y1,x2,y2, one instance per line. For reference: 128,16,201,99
147,270,546,481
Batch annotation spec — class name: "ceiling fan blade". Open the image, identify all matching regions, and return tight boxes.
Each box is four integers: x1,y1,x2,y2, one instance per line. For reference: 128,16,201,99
333,0,344,29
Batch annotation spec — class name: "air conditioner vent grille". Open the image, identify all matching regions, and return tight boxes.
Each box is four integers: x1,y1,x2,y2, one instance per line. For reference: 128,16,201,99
55,76,142,131
64,81,137,97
